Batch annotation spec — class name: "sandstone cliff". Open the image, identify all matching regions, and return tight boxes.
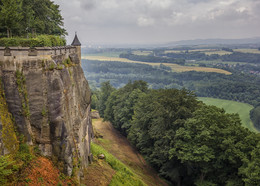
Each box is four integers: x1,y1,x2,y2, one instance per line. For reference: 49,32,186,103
0,48,93,179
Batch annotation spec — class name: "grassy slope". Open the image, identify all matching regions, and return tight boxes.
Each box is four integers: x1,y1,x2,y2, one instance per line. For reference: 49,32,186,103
198,97,258,133
90,143,146,186
88,119,168,186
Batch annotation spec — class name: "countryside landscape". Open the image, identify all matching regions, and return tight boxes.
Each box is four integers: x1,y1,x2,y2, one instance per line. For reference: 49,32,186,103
1,0,260,185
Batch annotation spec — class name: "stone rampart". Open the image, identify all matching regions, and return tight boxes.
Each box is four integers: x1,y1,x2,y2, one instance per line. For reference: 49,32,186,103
0,46,77,61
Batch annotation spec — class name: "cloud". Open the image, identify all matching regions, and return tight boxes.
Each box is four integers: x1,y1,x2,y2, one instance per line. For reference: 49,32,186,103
137,16,155,27
53,0,260,44
81,0,96,11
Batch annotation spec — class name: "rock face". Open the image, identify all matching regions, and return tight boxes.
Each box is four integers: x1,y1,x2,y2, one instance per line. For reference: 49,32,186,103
0,50,93,178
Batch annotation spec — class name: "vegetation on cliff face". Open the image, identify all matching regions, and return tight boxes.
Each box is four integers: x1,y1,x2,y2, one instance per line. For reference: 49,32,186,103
0,0,66,38
93,80,260,185
15,70,30,118
0,78,18,155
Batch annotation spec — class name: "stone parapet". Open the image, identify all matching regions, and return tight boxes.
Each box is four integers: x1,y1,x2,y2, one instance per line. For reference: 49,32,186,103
0,46,77,61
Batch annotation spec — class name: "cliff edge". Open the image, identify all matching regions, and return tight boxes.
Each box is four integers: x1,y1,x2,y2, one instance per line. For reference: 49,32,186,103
0,44,93,180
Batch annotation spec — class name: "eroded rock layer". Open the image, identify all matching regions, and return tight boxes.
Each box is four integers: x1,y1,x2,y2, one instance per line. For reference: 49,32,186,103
0,52,93,177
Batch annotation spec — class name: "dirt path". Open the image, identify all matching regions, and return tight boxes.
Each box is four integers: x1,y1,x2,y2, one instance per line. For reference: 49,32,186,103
93,118,168,186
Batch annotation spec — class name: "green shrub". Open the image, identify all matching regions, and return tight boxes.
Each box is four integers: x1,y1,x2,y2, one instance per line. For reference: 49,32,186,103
49,63,55,70
56,64,64,70
0,156,13,185
0,35,66,47
63,58,72,67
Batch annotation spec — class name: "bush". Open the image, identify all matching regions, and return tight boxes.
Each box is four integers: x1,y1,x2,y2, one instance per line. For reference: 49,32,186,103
0,156,13,185
0,35,66,47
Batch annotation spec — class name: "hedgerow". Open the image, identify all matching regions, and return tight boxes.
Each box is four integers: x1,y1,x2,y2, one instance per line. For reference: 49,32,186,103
0,35,66,47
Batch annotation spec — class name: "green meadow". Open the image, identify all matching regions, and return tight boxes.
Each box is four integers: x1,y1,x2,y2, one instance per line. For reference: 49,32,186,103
198,97,258,133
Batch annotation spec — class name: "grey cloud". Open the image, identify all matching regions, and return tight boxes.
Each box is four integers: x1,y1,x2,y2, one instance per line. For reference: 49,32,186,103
81,0,96,10
54,0,260,44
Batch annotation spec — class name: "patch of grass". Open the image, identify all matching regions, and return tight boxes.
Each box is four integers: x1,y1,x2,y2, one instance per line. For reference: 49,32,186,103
91,143,146,186
198,97,258,133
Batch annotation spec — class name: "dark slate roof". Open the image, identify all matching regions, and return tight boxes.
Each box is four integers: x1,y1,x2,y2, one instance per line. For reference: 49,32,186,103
71,33,81,46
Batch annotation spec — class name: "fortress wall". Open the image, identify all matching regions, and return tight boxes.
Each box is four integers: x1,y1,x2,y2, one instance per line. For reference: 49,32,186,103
0,46,77,62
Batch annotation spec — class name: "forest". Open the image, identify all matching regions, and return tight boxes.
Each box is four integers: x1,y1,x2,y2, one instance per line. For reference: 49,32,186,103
120,50,260,64
83,59,260,130
91,80,260,185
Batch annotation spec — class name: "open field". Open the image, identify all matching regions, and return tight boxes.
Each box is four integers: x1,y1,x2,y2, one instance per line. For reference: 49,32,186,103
132,50,153,56
164,49,232,56
164,50,183,54
233,49,260,54
85,52,122,57
187,60,247,66
204,50,232,56
198,97,259,133
83,55,232,75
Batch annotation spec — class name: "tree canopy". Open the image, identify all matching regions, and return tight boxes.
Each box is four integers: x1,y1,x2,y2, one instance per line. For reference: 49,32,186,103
0,0,66,37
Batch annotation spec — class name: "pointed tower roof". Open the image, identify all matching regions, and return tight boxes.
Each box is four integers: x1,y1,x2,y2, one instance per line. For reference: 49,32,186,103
71,32,81,46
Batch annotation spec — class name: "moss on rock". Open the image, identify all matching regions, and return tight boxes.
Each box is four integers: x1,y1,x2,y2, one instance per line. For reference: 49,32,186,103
0,79,19,156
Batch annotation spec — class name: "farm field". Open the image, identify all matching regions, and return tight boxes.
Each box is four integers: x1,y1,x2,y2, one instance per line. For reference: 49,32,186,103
233,48,260,54
85,52,122,57
204,50,232,56
186,60,247,66
164,49,232,55
198,97,258,133
82,55,232,75
132,50,153,56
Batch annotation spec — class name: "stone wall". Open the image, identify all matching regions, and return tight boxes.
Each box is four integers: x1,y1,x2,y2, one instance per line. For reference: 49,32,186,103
0,46,77,61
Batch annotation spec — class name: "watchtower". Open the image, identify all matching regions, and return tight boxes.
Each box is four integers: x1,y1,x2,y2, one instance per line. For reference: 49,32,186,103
71,33,81,60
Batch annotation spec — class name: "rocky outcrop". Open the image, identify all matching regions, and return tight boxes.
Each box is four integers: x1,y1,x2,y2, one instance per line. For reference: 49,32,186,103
91,110,100,119
0,51,93,178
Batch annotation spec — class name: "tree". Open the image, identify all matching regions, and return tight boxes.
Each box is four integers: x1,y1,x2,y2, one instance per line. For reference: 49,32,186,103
0,0,23,37
98,81,115,117
128,89,199,184
169,105,256,185
0,0,66,37
104,80,148,135
240,142,260,185
250,106,260,130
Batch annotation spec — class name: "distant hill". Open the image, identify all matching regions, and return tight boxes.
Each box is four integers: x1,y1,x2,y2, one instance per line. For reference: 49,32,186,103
164,37,260,47
84,37,260,48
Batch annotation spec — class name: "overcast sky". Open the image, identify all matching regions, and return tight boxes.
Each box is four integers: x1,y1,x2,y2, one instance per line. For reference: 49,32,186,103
53,0,260,45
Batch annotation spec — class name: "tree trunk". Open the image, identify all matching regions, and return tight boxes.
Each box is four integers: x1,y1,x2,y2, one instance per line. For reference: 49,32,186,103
200,172,205,183
7,28,10,38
